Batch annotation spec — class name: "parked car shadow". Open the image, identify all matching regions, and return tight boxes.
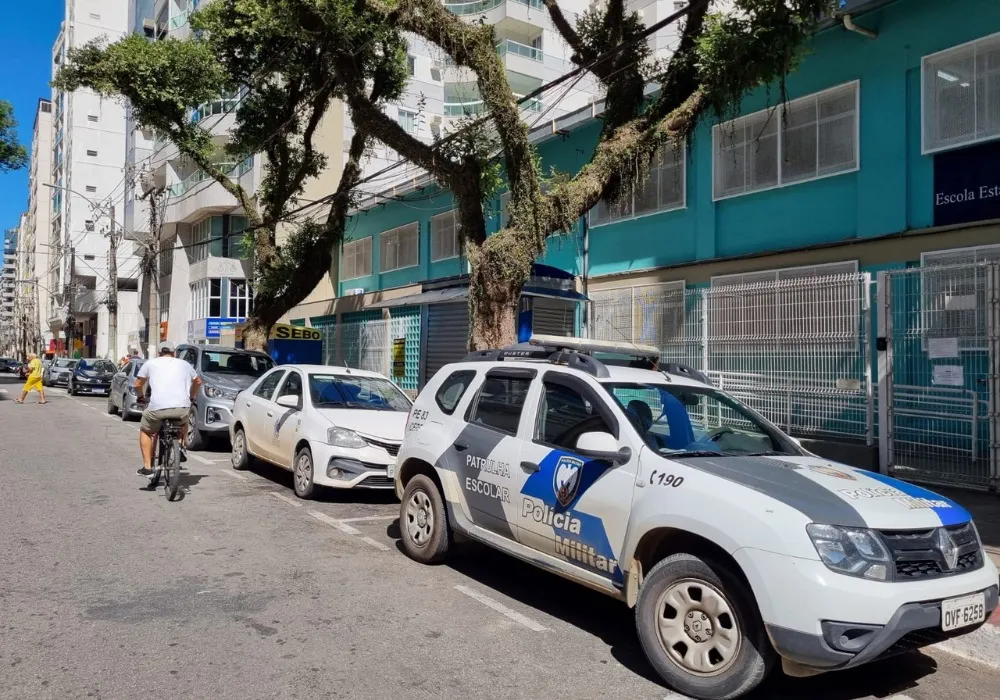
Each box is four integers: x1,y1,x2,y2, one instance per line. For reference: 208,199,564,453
392,537,937,698
243,457,397,505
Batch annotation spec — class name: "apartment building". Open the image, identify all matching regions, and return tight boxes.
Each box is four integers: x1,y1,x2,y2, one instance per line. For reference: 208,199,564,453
1,229,17,346
48,1,142,359
18,99,56,351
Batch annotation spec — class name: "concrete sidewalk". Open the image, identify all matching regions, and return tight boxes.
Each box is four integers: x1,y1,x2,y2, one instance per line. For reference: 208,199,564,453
936,486,1000,568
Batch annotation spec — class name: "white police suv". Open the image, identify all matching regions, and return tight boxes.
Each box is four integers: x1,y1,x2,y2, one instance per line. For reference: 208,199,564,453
394,336,998,699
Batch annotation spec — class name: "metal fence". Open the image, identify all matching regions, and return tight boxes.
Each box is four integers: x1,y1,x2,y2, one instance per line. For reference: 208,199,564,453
591,273,874,443
878,263,999,491
318,314,422,396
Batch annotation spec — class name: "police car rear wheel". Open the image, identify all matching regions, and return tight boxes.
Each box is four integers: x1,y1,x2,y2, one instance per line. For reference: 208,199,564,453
636,553,773,700
400,474,450,564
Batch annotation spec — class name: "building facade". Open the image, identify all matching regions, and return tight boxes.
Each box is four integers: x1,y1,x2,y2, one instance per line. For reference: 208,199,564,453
48,1,142,359
0,229,17,354
291,0,1000,484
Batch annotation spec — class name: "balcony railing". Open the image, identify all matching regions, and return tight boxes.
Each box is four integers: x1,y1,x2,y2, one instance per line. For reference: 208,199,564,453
444,95,542,117
167,162,237,198
238,156,253,176
496,39,543,62
169,11,189,30
444,0,542,16
191,95,240,123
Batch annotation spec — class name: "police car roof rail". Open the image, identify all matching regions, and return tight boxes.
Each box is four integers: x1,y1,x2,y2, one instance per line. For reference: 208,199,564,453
461,343,611,378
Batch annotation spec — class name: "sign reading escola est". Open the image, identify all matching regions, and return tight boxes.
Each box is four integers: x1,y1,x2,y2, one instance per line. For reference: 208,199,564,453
269,324,322,341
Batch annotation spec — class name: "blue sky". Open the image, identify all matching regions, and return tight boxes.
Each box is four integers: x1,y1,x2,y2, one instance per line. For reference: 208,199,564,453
0,2,65,233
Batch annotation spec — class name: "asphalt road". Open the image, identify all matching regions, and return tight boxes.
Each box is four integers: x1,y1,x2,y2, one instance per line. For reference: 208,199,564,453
1,373,998,700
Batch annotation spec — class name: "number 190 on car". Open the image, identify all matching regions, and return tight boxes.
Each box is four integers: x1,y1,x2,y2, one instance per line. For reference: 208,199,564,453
941,592,986,632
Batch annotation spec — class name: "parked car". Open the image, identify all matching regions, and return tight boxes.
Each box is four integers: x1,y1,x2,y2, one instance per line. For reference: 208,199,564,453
107,358,146,421
43,358,79,387
7,360,24,375
393,335,999,700
175,344,275,450
67,358,117,396
0,357,15,372
230,365,410,498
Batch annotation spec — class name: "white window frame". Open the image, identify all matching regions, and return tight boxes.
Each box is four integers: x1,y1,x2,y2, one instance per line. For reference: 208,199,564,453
379,222,419,273
407,54,416,76
398,108,418,135
228,278,253,318
191,217,212,263
189,278,223,320
712,81,860,201
430,209,461,262
921,32,1000,154
589,143,687,228
159,291,169,323
158,245,173,277
919,243,1000,351
342,237,373,280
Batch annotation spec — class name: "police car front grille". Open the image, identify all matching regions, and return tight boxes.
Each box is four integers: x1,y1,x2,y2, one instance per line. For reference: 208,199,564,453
879,524,983,581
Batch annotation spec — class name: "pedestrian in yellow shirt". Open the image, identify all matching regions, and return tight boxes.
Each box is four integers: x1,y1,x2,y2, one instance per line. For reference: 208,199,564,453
15,353,47,404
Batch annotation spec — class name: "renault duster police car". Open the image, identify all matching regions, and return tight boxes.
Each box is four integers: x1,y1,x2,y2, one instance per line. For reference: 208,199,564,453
393,336,998,700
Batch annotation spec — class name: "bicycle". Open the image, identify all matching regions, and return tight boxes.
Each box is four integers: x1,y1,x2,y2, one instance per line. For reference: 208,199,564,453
148,418,184,501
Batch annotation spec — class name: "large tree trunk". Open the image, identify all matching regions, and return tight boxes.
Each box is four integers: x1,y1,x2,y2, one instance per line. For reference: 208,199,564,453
466,234,534,350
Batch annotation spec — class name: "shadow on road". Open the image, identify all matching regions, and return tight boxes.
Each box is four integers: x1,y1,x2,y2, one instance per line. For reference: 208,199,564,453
242,458,397,506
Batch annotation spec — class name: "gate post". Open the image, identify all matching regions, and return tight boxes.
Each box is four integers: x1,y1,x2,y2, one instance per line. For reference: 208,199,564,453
863,273,874,446
876,271,892,475
989,265,999,492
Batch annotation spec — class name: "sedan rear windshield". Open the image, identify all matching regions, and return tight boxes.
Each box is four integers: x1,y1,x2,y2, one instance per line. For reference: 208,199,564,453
199,351,274,376
308,374,411,411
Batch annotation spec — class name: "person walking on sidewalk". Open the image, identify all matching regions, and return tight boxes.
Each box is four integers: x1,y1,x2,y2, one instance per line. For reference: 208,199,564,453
14,353,47,405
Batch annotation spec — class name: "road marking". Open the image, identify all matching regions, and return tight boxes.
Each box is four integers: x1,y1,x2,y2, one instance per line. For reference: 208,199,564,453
220,469,248,481
307,511,361,535
333,515,397,523
360,536,391,551
186,453,213,466
885,696,917,700
453,585,548,632
270,492,303,508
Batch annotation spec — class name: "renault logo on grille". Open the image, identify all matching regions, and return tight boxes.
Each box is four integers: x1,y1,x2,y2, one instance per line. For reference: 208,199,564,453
936,528,960,571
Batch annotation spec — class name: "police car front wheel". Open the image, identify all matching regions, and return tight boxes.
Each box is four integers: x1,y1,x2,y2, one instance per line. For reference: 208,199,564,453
636,553,774,700
400,474,451,564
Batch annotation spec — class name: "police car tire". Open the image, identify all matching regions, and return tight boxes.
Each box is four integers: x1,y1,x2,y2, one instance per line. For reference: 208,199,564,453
635,553,773,700
399,474,451,564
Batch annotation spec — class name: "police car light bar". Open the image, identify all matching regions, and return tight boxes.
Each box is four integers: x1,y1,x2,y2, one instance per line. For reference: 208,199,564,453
528,334,661,361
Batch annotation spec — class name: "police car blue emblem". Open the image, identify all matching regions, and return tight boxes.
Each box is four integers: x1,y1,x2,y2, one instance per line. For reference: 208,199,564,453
553,455,585,507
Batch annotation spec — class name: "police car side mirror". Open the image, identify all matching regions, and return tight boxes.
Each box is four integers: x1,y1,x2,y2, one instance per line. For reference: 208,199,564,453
576,432,632,465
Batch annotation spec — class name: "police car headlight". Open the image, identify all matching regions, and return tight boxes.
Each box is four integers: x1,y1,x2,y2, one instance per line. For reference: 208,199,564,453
326,426,367,448
806,524,891,582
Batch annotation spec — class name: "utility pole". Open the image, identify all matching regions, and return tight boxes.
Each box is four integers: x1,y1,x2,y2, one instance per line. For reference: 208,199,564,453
140,175,166,359
65,246,76,358
107,204,119,361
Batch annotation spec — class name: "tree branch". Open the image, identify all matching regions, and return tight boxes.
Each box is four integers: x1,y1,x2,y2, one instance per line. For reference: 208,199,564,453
541,1,589,64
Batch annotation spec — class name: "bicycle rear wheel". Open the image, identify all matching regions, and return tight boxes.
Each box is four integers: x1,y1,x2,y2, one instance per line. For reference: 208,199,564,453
165,440,182,501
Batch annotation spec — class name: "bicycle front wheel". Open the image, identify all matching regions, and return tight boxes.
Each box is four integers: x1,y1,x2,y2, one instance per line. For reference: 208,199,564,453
165,440,182,501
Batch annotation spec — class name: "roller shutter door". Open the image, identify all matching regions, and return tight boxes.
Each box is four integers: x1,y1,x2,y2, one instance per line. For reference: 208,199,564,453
531,298,576,337
425,302,470,384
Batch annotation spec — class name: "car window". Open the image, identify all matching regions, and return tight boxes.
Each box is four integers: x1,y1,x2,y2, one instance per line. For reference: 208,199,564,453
604,383,790,456
131,361,145,377
54,359,75,368
434,371,476,415
200,350,274,377
253,370,285,400
468,374,532,435
181,349,197,367
277,372,303,402
309,374,411,411
535,380,613,451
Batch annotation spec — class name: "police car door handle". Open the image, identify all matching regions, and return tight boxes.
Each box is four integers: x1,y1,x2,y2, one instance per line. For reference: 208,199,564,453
520,461,540,473
454,441,469,452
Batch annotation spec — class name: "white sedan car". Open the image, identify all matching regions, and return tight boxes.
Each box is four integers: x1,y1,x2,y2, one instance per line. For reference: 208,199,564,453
230,364,411,498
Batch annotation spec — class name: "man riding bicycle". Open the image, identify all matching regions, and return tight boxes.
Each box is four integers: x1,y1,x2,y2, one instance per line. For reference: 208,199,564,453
134,342,202,478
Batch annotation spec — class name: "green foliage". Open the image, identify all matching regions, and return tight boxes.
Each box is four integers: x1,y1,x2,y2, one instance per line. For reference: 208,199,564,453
0,100,28,173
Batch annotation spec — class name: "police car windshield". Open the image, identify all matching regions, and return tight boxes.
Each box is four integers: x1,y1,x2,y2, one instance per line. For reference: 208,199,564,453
603,383,795,457
309,374,411,411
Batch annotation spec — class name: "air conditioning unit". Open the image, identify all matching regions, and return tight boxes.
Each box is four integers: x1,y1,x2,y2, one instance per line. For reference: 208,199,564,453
344,287,365,296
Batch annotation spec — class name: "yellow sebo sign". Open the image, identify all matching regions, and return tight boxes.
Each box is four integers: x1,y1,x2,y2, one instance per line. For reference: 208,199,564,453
270,324,322,341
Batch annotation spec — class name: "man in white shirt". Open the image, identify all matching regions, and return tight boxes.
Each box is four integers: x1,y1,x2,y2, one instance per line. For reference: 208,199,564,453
134,342,202,477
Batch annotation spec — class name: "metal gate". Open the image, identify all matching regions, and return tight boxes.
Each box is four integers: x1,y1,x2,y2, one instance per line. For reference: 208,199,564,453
878,264,999,491
424,302,469,384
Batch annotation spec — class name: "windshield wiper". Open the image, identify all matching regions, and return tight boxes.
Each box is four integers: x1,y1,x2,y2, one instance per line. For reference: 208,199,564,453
659,450,723,458
743,451,789,457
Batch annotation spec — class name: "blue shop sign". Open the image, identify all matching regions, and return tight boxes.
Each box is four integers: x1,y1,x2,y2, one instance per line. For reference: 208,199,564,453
206,317,245,338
